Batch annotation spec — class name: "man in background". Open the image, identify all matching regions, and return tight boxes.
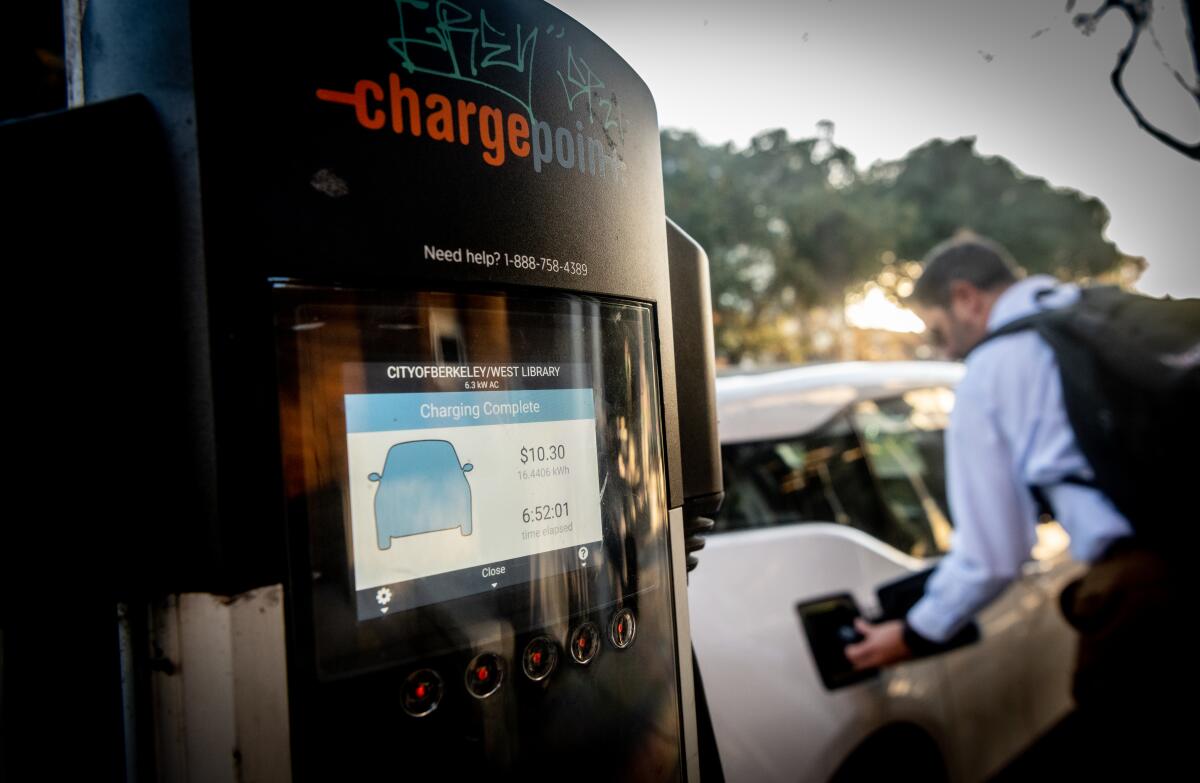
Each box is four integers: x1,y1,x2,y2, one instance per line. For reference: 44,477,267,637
845,233,1178,772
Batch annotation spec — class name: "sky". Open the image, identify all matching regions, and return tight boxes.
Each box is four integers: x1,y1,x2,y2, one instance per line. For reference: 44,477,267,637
551,0,1200,298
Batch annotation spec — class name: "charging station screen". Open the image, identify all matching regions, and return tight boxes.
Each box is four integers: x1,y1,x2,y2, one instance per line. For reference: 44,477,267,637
276,289,673,681
344,363,604,618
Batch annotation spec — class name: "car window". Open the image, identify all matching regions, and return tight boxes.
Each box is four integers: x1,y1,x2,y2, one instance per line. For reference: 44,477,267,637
715,414,897,546
852,387,956,558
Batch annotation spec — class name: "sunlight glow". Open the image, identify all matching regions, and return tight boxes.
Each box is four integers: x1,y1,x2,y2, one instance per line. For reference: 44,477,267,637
845,287,926,333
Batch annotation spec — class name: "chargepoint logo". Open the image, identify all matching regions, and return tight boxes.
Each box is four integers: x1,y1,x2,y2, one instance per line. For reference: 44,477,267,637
315,1,629,183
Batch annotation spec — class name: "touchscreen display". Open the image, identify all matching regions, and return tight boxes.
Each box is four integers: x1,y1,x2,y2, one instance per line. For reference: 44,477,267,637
344,363,604,618
274,288,676,680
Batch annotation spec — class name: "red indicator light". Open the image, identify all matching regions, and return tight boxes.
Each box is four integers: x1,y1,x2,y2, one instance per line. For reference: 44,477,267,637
532,651,542,665
618,622,625,635
415,684,427,699
477,666,489,681
578,636,586,649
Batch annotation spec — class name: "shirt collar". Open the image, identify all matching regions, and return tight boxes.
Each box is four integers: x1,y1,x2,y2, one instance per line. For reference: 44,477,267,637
986,274,1070,331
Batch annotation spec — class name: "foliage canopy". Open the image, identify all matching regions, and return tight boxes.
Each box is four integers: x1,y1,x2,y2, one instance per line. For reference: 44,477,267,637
661,129,1135,363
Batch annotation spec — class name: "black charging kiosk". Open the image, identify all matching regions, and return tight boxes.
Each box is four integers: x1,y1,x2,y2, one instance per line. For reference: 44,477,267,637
33,1,723,779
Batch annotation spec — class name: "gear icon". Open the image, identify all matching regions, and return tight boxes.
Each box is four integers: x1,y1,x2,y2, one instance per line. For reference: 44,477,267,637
376,587,393,606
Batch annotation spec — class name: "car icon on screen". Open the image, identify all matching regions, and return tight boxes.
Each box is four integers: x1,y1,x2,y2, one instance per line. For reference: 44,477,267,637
368,439,474,550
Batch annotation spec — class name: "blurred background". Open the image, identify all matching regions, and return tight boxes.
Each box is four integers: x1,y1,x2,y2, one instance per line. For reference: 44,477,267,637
550,0,1198,367
5,1,1196,367
3,3,1194,780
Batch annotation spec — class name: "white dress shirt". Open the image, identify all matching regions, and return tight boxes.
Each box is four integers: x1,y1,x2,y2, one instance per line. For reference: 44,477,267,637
906,275,1133,643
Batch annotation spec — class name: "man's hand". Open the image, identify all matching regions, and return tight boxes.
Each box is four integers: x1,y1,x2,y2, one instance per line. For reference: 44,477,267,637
844,619,912,671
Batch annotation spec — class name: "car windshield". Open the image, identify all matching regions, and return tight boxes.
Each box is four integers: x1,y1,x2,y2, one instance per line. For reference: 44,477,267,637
852,388,956,557
716,414,894,540
714,387,955,559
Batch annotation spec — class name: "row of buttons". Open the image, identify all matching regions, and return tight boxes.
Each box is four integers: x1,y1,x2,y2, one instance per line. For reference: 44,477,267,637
401,608,637,717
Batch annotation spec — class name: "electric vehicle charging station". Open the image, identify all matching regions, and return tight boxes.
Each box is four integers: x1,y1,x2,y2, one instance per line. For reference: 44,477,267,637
0,1,722,780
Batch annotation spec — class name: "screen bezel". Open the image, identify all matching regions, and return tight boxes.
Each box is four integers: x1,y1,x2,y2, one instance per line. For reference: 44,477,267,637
273,283,677,681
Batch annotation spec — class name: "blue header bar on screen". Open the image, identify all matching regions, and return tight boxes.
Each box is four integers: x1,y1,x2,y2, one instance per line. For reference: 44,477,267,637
344,388,596,433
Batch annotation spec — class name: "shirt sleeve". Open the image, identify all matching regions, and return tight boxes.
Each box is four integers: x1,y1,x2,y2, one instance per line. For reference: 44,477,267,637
906,378,1036,643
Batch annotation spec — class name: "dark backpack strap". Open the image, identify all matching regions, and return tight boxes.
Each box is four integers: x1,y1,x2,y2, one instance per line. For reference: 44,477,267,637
968,289,1099,523
965,288,1058,359
1029,476,1097,521
1029,485,1055,521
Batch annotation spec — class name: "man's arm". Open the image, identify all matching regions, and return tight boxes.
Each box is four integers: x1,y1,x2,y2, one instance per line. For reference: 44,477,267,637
847,378,1035,669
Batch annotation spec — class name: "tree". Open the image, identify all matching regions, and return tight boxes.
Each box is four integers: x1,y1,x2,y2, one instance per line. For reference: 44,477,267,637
864,138,1127,279
663,126,890,363
662,129,1138,365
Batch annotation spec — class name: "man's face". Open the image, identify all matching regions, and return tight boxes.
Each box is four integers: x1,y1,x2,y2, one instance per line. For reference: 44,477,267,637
914,304,962,359
914,283,991,360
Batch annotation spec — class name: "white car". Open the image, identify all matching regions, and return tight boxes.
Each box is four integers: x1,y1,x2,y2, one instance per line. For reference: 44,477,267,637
689,361,1081,782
